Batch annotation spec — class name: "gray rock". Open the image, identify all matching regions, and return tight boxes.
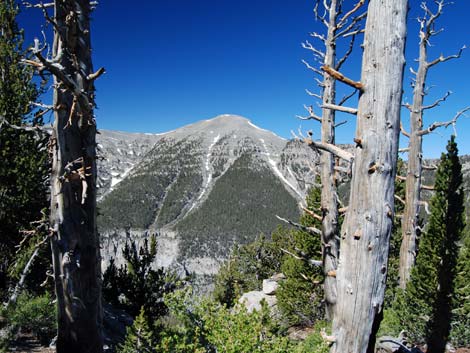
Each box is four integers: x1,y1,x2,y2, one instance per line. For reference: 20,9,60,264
262,279,279,295
238,290,277,313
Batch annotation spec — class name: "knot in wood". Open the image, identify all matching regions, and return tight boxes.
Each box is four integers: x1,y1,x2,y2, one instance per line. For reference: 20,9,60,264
381,265,387,274
381,163,392,174
353,137,363,148
368,162,378,174
353,229,362,240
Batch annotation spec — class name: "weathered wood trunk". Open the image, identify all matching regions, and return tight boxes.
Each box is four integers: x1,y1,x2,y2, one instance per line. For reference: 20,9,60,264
398,14,431,289
49,1,103,352
321,0,339,320
331,1,408,352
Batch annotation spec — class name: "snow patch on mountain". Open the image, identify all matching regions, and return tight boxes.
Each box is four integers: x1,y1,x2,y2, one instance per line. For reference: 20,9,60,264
188,134,221,213
248,121,287,141
259,138,303,199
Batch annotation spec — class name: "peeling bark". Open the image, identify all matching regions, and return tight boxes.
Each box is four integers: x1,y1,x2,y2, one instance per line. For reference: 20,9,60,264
48,1,103,352
331,0,408,352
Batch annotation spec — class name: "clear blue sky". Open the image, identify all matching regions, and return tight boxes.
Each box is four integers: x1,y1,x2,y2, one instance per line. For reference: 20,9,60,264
20,1,470,158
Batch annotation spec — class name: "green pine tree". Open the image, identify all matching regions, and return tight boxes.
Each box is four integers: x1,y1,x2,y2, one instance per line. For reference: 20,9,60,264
118,306,155,353
390,136,465,351
0,0,49,298
384,158,406,308
276,185,324,327
450,226,470,346
103,235,178,323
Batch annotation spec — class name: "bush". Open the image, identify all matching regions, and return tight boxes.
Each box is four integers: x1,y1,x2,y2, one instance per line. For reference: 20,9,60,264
157,287,294,353
293,321,331,353
2,292,56,346
213,232,284,307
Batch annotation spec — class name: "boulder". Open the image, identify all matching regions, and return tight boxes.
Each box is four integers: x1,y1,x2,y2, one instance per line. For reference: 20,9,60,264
262,278,279,295
238,291,277,313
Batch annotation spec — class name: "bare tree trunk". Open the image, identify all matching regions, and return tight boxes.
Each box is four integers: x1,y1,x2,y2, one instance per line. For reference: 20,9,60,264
48,1,103,352
301,0,365,319
331,0,407,352
320,0,339,320
399,1,462,289
7,244,41,308
398,32,427,291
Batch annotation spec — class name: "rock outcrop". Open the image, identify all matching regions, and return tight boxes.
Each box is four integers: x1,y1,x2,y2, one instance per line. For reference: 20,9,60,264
238,273,285,313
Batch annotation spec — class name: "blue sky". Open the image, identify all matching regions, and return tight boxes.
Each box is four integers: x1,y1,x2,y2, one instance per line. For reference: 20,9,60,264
20,1,470,158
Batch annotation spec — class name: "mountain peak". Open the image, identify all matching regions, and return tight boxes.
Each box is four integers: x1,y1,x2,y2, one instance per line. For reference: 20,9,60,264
190,114,286,142
203,114,255,128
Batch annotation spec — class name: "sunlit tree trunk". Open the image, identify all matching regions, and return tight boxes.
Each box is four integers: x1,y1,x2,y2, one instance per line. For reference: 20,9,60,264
301,0,366,319
320,0,339,320
331,0,408,352
399,1,464,289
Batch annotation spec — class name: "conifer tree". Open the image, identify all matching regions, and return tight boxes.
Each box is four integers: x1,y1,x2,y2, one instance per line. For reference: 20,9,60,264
0,0,48,297
395,136,464,351
118,306,155,353
450,223,470,346
384,159,406,308
277,185,324,326
103,236,178,323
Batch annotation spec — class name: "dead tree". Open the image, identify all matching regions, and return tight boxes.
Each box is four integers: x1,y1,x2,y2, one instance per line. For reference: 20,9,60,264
298,0,365,319
398,0,467,289
325,0,408,351
26,1,105,351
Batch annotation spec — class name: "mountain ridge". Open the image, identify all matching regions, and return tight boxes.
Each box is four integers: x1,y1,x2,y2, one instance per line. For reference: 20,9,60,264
95,114,470,277
96,114,319,275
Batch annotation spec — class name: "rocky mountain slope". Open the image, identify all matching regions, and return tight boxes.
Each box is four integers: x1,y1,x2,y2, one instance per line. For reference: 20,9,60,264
96,115,320,275
96,115,470,276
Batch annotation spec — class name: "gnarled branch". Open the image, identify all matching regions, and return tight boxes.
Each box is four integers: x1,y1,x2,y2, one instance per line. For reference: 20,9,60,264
427,45,466,68
301,206,323,221
421,91,451,111
276,215,321,235
322,103,358,115
417,107,470,136
280,248,323,267
305,137,354,162
321,65,363,90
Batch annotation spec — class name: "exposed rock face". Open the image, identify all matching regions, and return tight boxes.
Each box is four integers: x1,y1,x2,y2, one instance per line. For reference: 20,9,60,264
97,115,320,275
96,130,162,201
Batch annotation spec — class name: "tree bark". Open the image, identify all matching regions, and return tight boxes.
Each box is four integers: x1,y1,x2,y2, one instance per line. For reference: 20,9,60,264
49,1,103,352
320,0,340,320
331,1,408,352
398,33,427,290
